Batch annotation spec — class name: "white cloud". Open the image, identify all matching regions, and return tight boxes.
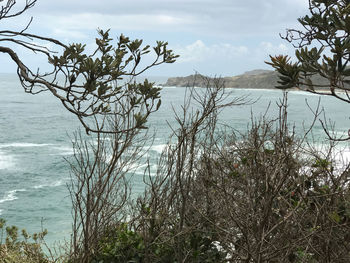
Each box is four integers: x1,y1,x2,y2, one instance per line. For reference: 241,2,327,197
39,13,197,32
30,0,309,39
162,40,297,76
175,40,249,63
260,42,290,55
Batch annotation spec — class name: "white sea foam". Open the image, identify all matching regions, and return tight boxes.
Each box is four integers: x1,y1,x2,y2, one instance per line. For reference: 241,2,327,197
51,146,74,156
301,144,350,174
0,209,3,215
332,148,350,171
0,142,53,148
0,151,14,170
33,180,65,189
134,163,151,173
134,163,158,177
151,144,168,154
0,189,26,204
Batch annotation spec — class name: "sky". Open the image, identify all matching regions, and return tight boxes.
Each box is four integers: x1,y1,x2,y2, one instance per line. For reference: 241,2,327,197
0,0,309,77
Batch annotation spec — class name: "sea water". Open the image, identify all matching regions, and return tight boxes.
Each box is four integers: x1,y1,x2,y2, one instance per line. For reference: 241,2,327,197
0,73,349,246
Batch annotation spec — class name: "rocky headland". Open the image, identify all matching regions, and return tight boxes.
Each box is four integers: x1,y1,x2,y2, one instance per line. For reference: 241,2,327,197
163,69,334,90
163,70,279,89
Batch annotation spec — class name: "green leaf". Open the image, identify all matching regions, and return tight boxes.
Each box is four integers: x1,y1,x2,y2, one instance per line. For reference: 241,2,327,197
329,211,341,223
156,99,161,110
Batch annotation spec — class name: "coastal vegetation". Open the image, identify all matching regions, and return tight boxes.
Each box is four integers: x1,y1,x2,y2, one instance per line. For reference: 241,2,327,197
1,0,350,262
267,0,350,110
0,218,50,262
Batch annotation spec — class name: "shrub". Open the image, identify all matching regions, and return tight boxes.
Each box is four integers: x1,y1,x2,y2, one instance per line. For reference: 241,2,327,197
0,218,50,263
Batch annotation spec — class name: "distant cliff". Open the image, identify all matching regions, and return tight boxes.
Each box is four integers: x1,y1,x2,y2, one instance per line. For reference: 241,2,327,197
163,70,280,89
163,69,337,90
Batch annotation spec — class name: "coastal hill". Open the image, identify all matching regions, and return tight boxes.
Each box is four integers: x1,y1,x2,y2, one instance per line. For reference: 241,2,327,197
163,69,334,90
163,70,280,89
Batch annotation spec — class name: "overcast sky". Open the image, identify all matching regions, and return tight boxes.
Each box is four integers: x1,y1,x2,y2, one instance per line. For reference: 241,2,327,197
1,0,309,76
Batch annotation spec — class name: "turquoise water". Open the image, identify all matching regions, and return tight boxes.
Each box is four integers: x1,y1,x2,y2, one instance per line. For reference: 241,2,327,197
0,73,349,246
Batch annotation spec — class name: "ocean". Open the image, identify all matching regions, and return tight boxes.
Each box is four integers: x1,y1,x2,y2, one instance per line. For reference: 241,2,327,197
0,73,349,246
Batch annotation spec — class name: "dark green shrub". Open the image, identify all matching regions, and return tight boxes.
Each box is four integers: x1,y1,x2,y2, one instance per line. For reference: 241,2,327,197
93,223,145,263
93,223,226,263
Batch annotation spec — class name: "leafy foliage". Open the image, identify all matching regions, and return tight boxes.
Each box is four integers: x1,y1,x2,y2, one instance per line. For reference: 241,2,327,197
267,0,350,98
115,91,350,262
45,29,178,134
93,223,146,263
0,218,50,263
93,223,226,263
0,0,178,134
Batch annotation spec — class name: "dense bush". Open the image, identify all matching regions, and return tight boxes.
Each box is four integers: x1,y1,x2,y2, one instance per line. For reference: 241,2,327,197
88,90,350,263
93,223,226,263
0,218,50,263
2,85,350,263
